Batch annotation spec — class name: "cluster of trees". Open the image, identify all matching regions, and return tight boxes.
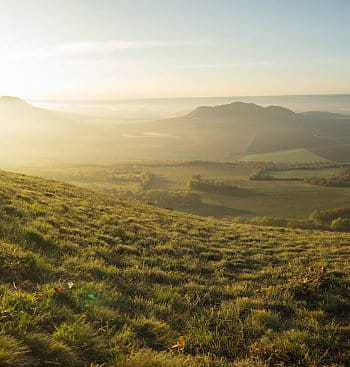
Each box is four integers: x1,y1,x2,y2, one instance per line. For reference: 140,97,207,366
139,170,155,190
249,169,275,181
248,161,337,171
104,173,140,183
268,162,338,170
249,166,330,182
187,174,238,194
310,207,350,230
236,206,350,232
305,169,350,187
250,166,350,185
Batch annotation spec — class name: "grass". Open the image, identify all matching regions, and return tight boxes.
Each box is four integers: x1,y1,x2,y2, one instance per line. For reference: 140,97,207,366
20,161,350,219
242,149,328,163
267,168,339,179
0,169,349,366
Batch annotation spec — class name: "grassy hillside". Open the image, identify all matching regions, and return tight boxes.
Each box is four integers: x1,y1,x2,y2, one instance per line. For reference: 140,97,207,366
0,170,349,366
21,161,350,219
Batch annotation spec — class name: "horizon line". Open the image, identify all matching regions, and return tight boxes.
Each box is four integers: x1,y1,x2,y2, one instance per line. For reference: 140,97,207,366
27,92,350,103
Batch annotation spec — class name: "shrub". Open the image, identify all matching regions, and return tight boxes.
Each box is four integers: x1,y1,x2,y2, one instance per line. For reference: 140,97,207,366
187,175,238,194
306,168,350,187
330,217,350,231
310,207,350,225
249,169,274,181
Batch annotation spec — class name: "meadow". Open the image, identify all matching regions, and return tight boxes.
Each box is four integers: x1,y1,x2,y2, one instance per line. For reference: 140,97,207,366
241,149,328,163
2,2,350,366
0,169,349,366
21,161,350,220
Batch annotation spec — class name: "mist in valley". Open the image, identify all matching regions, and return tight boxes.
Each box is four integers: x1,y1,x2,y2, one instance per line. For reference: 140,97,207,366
1,1,350,366
1,94,350,169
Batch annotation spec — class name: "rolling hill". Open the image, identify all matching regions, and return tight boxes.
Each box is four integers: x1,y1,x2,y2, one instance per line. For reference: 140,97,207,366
1,97,350,167
0,170,348,366
0,97,119,166
124,101,350,162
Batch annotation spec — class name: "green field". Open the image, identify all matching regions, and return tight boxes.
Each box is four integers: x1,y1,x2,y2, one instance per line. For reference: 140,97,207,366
242,149,329,163
21,162,350,220
0,170,349,366
268,168,339,179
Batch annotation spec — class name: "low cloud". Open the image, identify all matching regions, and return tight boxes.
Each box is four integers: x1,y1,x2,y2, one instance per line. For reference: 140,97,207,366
2,39,212,61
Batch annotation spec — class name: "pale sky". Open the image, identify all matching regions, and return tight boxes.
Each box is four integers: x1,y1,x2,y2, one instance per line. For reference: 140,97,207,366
0,0,349,99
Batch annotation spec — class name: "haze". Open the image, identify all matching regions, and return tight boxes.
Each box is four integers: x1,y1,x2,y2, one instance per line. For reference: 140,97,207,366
0,0,349,99
1,2,350,365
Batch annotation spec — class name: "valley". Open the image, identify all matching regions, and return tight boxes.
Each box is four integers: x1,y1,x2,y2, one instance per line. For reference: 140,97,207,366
20,161,350,222
0,170,348,366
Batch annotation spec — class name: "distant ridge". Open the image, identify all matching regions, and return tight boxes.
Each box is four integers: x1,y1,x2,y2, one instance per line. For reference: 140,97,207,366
124,100,350,161
186,102,298,120
1,97,350,164
187,101,264,117
0,96,28,105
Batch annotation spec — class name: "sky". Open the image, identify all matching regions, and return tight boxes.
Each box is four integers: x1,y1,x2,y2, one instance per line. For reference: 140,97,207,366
0,0,349,99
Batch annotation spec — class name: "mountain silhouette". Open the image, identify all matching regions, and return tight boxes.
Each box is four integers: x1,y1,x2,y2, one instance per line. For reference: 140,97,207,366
1,98,350,165
124,101,350,161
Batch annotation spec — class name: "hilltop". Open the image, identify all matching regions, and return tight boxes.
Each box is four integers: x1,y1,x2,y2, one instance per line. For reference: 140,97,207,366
0,96,29,105
0,170,349,366
0,97,112,166
187,102,296,119
120,101,350,162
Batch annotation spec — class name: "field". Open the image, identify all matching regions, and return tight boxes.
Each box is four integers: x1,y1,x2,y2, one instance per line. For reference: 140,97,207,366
242,149,328,163
20,161,350,220
0,170,349,366
269,168,339,180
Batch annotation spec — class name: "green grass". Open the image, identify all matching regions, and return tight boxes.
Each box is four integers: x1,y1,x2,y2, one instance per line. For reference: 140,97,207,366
0,170,349,366
242,149,329,163
20,162,350,219
267,168,339,179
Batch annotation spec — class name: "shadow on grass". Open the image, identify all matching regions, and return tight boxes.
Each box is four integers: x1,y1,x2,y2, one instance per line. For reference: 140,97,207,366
194,187,262,197
150,174,173,189
178,203,251,218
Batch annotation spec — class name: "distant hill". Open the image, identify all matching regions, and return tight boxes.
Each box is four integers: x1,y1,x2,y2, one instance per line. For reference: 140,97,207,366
0,97,115,166
122,101,350,161
0,96,29,104
1,97,350,166
0,169,348,366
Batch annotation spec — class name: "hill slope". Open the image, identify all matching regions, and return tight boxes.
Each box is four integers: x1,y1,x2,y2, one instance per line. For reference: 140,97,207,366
0,97,118,166
0,170,349,366
121,101,350,161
